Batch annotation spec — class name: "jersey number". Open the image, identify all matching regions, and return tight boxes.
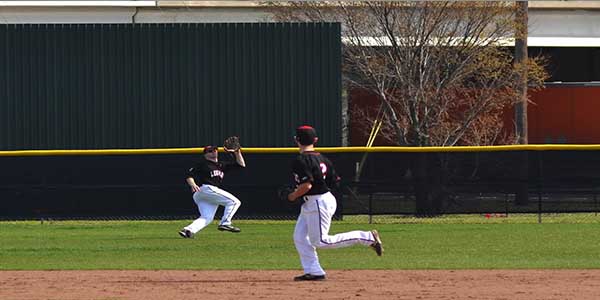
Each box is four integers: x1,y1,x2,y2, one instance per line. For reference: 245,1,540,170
319,163,327,179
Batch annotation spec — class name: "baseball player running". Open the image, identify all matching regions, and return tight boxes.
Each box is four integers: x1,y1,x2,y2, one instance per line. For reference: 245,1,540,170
285,125,383,281
179,144,246,238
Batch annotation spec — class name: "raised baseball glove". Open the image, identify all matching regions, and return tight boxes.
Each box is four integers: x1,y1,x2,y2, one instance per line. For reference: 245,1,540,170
277,185,296,202
223,136,241,152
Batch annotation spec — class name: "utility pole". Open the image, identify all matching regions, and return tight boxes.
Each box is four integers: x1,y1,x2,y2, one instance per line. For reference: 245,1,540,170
515,1,528,144
514,1,529,206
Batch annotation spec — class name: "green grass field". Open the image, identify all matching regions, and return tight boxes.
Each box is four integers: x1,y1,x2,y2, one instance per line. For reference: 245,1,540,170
1,214,599,270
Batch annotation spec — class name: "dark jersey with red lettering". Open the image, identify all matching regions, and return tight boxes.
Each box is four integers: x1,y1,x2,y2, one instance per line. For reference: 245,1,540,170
187,157,241,187
291,151,340,195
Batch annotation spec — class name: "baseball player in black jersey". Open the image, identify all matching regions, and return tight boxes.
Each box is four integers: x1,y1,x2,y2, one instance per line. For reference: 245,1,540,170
178,144,246,238
286,125,383,281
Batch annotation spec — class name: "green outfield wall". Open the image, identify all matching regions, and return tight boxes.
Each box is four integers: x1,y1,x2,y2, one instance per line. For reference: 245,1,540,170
0,23,342,150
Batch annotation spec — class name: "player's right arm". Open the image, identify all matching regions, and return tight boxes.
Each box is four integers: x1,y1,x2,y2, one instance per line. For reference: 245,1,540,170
288,156,313,201
186,166,202,193
186,177,201,193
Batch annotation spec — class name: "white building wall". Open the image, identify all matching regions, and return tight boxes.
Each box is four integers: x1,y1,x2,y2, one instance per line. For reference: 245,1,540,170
1,6,600,44
529,9,600,38
0,6,271,23
0,7,136,23
135,7,270,23
526,9,600,46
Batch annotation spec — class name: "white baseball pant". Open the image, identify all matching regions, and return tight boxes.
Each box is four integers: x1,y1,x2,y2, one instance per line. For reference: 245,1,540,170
293,192,376,276
184,184,241,234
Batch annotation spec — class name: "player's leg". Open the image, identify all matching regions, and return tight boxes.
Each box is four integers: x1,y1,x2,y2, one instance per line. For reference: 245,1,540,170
306,193,376,249
202,185,241,232
293,209,326,278
183,190,219,235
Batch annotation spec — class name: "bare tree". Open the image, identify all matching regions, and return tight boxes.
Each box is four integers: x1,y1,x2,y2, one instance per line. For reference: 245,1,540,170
268,1,548,215
269,1,547,147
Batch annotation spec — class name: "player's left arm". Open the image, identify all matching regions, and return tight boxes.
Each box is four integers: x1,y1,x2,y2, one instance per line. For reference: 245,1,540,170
222,149,246,170
325,158,341,189
223,136,245,167
231,149,246,167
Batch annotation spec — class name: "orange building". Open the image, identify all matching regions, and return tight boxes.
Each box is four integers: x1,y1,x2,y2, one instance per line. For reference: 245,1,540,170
349,84,600,146
528,84,600,144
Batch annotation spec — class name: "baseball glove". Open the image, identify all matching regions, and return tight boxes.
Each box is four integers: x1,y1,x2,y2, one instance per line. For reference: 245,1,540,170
223,136,241,152
277,185,296,202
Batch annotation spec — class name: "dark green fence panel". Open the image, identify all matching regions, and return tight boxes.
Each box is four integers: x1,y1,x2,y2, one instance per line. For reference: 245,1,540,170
0,23,342,150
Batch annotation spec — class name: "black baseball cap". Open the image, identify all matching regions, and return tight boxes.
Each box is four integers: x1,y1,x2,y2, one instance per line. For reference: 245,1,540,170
295,125,317,146
203,145,218,153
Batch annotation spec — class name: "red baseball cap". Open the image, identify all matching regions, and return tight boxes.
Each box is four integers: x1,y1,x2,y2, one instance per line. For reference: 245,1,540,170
203,145,218,153
295,125,317,145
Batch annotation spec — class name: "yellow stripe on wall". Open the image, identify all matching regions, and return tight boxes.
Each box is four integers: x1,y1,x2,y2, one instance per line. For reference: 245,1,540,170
3,144,600,157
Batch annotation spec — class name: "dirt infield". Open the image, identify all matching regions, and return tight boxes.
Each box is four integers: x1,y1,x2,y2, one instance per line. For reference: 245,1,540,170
1,270,599,300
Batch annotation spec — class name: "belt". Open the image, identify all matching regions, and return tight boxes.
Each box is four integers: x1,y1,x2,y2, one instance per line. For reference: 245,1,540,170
302,193,328,202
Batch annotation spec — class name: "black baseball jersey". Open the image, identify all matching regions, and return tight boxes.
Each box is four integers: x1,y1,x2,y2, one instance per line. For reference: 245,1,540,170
187,156,241,187
291,151,340,195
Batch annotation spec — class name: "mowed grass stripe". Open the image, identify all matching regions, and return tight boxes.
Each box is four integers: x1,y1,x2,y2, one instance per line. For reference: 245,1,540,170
1,220,599,270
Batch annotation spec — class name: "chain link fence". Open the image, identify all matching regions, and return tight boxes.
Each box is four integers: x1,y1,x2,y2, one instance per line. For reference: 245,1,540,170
2,148,600,223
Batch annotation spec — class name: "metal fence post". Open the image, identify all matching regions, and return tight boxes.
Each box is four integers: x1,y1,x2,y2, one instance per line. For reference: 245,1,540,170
595,187,598,217
538,191,542,224
369,189,373,224
537,152,543,224
505,193,509,217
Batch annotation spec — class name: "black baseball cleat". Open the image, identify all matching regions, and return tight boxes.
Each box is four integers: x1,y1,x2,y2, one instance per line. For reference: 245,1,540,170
294,274,326,281
178,229,193,238
217,224,241,233
370,230,384,256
